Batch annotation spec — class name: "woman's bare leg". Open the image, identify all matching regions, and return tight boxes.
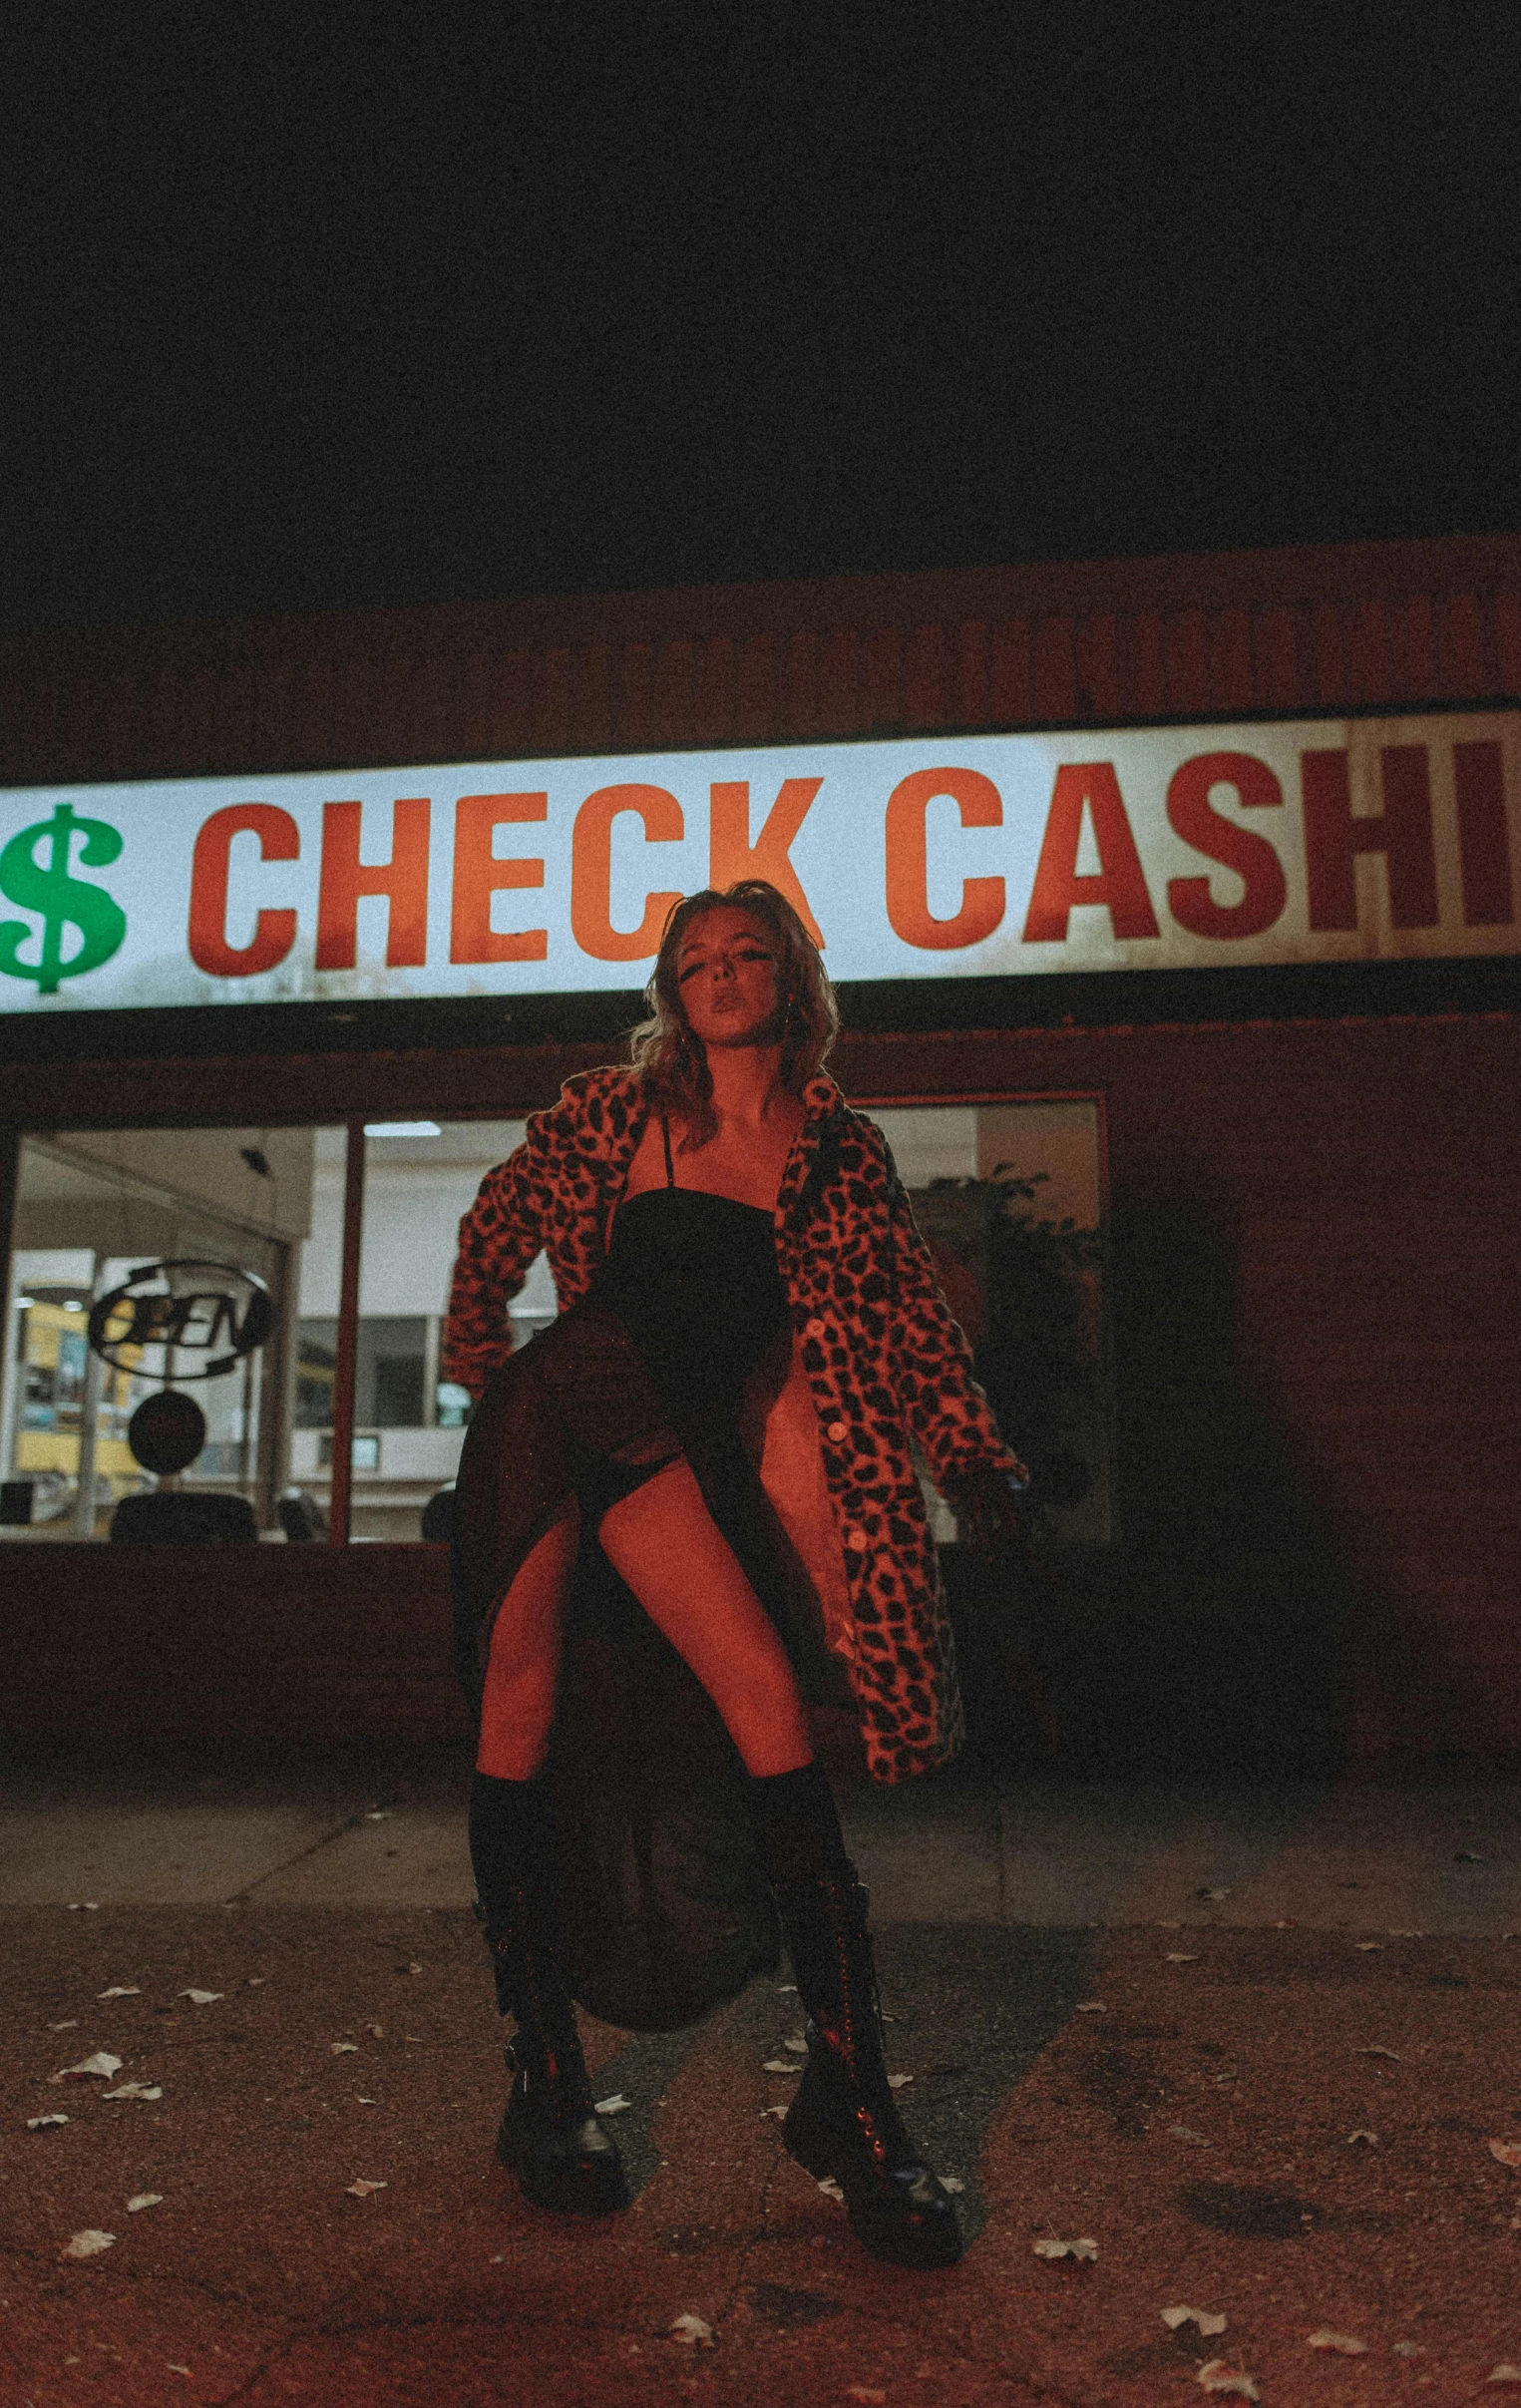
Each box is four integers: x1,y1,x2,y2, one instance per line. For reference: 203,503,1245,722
476,1507,578,1779
597,1459,814,1776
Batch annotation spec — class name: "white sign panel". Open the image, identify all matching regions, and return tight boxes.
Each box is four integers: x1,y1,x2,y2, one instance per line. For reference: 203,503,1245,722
0,714,1516,1012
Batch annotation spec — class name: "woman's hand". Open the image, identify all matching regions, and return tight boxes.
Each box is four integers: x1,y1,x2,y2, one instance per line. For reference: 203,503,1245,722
949,1466,1027,1567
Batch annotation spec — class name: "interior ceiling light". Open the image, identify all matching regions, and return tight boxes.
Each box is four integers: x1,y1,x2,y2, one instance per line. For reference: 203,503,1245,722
364,1120,443,1136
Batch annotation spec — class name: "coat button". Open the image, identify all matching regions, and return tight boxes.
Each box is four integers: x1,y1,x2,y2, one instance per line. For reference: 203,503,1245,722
846,1529,869,1552
805,1318,826,1338
827,1421,848,1442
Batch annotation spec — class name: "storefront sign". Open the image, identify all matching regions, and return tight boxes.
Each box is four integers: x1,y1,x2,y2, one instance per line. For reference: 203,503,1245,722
1,712,1516,1010
87,1262,272,1381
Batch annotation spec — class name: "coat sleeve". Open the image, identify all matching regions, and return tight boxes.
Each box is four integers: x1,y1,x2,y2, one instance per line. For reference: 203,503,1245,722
881,1145,1028,1492
441,1093,578,1399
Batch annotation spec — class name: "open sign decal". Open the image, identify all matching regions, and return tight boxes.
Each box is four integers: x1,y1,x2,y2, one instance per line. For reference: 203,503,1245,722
88,1260,273,1381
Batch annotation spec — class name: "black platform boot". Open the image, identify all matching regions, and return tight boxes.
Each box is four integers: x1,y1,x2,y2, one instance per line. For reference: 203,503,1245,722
748,1764,962,2270
471,1773,627,2216
772,1868,963,2267
479,1886,628,2214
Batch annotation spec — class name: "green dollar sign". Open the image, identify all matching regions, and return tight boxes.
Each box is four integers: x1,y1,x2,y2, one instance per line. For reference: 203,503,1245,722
0,802,127,994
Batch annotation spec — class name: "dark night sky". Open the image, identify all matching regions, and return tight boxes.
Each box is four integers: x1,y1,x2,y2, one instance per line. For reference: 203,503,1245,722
5,3,1520,635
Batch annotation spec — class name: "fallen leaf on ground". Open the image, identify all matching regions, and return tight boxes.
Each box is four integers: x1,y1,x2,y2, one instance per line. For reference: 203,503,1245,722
47,2019,79,2030
1197,1886,1231,1901
1358,2044,1401,2059
126,2194,163,2212
406,1962,423,1973
942,2177,965,2193
1488,2370,1521,2387
760,2104,787,2120
61,2229,115,2258
331,2040,360,2054
167,2366,192,2377
783,2037,808,2053
1272,1918,1297,1928
1033,2235,1098,2261
178,1990,222,2005
1488,2139,1521,2169
363,2022,384,2037
50,2053,123,2083
1309,2327,1368,2354
1347,2129,1379,2145
818,2177,845,2201
357,2096,376,2105
888,2073,913,2088
594,2094,632,2115
103,2081,162,2101
1165,1952,1200,1963
1198,2363,1259,2399
1169,2125,1211,2145
27,2113,69,2130
246,1976,265,1986
668,2313,715,2348
1391,2341,1426,2357
1354,1941,1383,1951
365,1810,391,1820
98,1986,141,1998
1163,2306,1228,2337
1075,2001,1107,2013
344,2179,387,2198
1388,1928,1426,1938
763,2059,801,2074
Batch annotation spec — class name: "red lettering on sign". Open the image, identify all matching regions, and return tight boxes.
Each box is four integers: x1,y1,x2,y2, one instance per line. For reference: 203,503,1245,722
1022,763,1160,944
1165,751,1288,941
1453,741,1515,926
1302,747,1438,930
188,805,299,977
709,778,825,945
570,784,684,961
315,799,431,969
449,793,549,963
885,767,1005,951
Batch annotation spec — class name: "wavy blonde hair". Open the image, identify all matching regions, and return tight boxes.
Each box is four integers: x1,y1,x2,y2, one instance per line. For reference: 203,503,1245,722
628,880,838,1146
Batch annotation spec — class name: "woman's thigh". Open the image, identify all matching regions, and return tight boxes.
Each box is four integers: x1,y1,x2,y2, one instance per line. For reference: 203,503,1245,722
476,1506,578,1779
597,1460,812,1774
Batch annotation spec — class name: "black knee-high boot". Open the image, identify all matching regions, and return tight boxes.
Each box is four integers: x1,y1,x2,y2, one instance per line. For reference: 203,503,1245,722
469,1770,628,2214
745,1761,962,2269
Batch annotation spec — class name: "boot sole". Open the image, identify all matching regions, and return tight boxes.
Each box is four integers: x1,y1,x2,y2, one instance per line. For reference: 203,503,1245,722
496,2115,630,2215
782,2091,963,2269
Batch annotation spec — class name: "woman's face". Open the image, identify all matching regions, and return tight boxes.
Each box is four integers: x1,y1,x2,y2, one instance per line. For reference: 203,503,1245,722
674,907,782,1050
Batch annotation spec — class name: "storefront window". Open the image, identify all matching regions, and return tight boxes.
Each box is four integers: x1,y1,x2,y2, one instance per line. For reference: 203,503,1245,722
869,1100,1112,1547
1,1098,1108,1548
295,1122,549,1541
0,1126,338,1542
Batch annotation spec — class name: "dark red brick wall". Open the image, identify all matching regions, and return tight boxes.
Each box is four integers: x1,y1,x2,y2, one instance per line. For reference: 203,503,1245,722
0,1543,473,1749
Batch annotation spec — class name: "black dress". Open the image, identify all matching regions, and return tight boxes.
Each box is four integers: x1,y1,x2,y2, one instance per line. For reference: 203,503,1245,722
453,1120,815,2032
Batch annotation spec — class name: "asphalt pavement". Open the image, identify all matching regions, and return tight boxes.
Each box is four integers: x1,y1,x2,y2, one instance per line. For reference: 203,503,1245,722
4,1745,1520,2406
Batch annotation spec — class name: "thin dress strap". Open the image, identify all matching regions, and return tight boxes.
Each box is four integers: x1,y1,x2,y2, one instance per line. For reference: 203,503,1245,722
661,1115,676,1186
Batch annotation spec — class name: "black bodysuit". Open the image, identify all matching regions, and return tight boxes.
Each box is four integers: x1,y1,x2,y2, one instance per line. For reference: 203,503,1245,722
453,1119,799,2030
577,1116,789,1520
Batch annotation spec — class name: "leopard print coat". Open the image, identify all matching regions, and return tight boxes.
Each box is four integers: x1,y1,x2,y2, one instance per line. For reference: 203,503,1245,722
442,1065,1025,1783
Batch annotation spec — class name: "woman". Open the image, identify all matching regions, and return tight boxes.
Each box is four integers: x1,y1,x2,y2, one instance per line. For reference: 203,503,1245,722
443,878,1026,2271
